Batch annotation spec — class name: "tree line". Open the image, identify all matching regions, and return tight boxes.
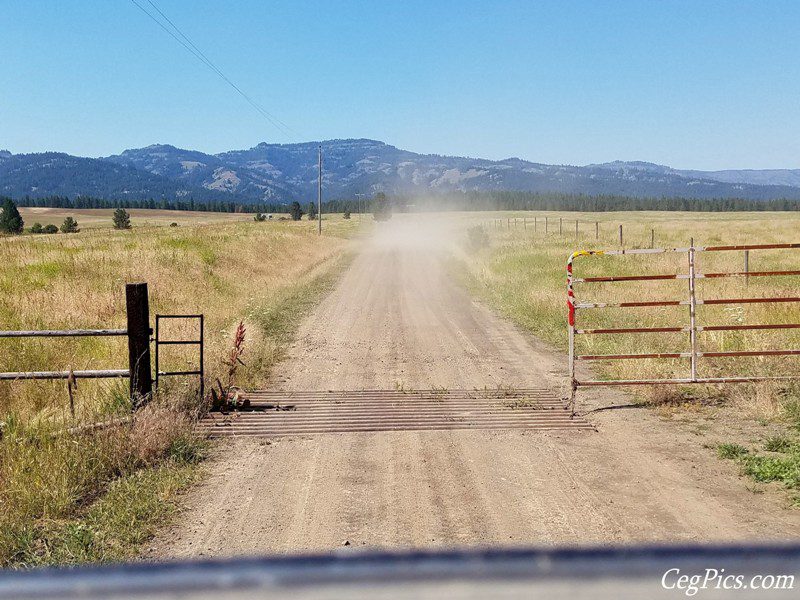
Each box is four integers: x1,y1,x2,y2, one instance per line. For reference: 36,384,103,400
6,191,800,220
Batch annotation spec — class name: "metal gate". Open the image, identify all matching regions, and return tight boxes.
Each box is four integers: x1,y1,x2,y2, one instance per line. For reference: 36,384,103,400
567,241,800,408
154,314,204,399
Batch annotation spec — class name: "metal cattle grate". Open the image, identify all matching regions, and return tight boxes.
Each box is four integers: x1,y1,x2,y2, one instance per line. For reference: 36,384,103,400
199,388,593,436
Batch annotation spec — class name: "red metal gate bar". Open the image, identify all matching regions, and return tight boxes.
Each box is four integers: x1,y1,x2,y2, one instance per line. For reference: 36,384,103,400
577,352,689,360
702,270,800,279
703,243,800,251
575,300,685,308
577,323,800,334
577,376,800,386
699,349,800,358
577,270,800,283
700,323,800,331
576,326,687,334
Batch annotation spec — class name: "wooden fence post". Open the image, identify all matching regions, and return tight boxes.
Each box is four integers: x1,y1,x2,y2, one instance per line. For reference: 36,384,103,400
595,221,599,240
126,283,152,404
545,217,548,233
651,228,655,249
575,220,579,239
559,217,563,235
618,225,624,248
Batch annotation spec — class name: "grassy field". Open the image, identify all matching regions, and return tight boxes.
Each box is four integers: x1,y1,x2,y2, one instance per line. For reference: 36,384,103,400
455,210,800,499
18,207,262,229
0,212,361,567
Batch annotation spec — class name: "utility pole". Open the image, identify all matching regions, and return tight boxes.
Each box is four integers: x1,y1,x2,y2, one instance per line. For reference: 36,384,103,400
317,145,322,235
355,193,365,222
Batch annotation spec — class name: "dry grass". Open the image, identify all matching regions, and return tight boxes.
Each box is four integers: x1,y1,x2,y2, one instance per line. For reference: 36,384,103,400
18,207,261,229
0,213,361,566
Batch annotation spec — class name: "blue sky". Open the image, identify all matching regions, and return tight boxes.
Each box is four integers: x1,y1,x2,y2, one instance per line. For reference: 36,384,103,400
1,1,798,169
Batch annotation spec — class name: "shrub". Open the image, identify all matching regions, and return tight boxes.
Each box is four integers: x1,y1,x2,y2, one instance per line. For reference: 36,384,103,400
169,222,178,227
308,202,318,221
343,211,351,220
112,208,131,230
43,224,59,234
60,217,80,233
253,213,266,222
0,197,24,234
29,222,44,234
288,201,304,221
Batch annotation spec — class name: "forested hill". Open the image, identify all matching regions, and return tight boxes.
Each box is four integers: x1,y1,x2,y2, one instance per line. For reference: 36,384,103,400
2,140,800,205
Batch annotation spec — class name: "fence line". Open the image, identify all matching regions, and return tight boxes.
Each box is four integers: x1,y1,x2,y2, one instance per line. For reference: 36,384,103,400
0,283,205,409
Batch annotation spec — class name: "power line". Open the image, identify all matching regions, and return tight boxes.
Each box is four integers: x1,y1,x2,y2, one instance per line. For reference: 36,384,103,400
129,0,302,139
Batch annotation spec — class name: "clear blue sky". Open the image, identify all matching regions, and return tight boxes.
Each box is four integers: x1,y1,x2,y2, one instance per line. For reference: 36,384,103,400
1,1,798,169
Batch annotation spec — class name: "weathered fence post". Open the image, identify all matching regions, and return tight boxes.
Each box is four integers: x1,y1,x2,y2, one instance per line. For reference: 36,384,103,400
595,221,599,240
618,224,624,248
545,217,548,233
559,217,563,235
523,217,527,230
651,228,655,249
126,283,153,404
575,219,579,240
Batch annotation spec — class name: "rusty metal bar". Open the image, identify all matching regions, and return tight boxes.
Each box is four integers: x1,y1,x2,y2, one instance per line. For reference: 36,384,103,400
700,349,800,358
0,369,129,381
703,243,800,251
577,270,800,283
0,329,127,338
577,324,800,335
701,296,800,305
700,323,800,332
576,352,689,361
576,273,684,283
702,270,800,279
576,326,686,334
577,376,800,386
575,300,685,309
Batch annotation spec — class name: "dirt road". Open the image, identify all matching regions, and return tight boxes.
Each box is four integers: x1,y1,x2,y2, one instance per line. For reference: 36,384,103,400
153,215,800,559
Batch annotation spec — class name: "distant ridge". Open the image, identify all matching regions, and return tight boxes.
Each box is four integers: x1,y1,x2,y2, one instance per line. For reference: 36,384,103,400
1,140,799,203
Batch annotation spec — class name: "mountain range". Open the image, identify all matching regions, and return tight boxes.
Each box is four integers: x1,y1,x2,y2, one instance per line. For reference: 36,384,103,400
1,140,799,204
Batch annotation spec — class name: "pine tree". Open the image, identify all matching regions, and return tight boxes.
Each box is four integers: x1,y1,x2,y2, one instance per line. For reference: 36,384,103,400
0,197,24,234
60,216,79,233
112,208,131,230
308,201,318,220
288,201,304,221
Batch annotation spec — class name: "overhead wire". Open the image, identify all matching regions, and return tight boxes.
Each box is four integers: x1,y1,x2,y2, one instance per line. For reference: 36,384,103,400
129,0,302,139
